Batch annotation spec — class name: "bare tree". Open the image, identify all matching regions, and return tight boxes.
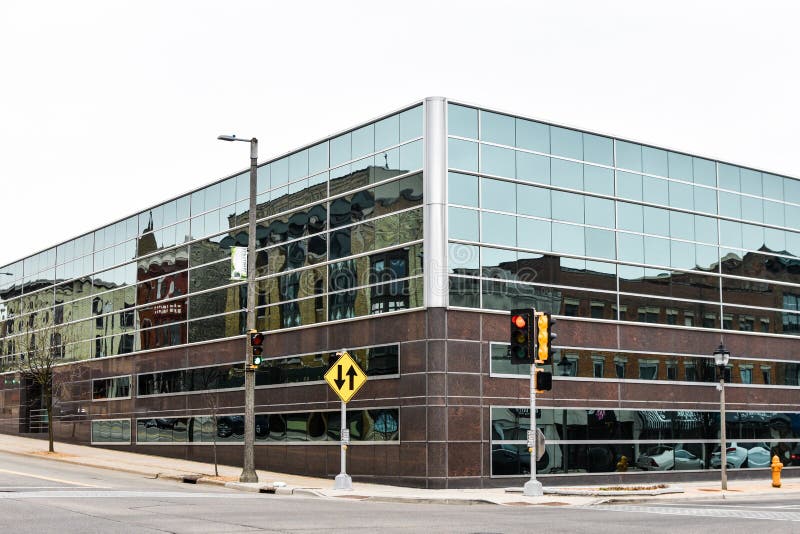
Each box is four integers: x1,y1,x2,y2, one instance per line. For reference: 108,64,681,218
13,307,69,453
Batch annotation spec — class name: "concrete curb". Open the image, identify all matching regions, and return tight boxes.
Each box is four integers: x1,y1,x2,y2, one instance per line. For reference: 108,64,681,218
542,486,684,497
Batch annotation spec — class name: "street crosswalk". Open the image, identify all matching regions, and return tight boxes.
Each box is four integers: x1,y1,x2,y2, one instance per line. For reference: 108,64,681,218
585,503,800,522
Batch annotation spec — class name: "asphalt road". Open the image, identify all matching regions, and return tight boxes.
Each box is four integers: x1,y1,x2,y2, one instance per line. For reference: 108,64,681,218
0,451,797,533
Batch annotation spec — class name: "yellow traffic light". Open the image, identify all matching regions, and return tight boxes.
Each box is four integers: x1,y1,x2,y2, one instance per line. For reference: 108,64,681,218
537,313,549,362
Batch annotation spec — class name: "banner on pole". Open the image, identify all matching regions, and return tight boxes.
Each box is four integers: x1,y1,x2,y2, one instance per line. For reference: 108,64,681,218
230,247,248,281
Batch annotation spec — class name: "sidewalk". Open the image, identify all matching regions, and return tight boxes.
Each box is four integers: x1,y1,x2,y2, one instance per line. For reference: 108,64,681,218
1,434,798,506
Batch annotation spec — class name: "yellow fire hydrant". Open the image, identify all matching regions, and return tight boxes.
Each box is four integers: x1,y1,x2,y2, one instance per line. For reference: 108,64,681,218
616,455,629,472
771,455,783,488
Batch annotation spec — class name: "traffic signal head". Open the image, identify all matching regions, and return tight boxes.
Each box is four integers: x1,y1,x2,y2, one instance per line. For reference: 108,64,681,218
535,369,552,392
536,313,556,363
249,330,265,357
509,308,534,364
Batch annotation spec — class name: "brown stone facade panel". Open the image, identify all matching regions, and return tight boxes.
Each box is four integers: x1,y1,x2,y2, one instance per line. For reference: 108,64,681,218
447,406,481,442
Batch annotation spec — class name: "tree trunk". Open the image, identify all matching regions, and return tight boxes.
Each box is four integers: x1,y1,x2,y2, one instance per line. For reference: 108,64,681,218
46,386,54,453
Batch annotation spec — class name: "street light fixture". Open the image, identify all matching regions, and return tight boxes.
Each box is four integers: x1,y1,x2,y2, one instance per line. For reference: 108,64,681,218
218,133,259,484
713,343,730,491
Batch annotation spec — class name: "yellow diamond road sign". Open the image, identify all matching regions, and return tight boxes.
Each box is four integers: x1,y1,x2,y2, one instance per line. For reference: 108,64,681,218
324,351,367,403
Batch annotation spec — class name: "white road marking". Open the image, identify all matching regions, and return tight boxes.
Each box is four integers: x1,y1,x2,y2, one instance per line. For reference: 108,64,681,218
586,504,800,522
0,467,100,487
0,490,264,499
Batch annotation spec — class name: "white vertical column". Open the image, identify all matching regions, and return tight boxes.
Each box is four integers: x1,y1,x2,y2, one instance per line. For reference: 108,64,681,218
423,96,448,308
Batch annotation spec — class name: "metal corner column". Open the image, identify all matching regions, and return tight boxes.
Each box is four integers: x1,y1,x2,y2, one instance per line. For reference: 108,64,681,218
423,97,448,309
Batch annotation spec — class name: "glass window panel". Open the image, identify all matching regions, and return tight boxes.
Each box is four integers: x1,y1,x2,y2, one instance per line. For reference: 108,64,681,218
448,172,479,207
515,118,549,153
351,124,374,160
220,179,236,208
670,240,695,270
517,218,551,251
786,177,800,204
643,206,669,237
516,151,550,184
447,103,478,139
694,185,717,215
481,178,516,212
449,276,480,308
669,181,693,210
481,246,516,277
617,202,644,232
308,142,329,174
584,165,614,195
480,144,515,178
236,172,250,201
289,150,309,181
644,236,670,267
585,228,615,260
762,173,783,201
765,228,786,252
642,146,668,177
642,175,669,205
740,168,762,196
719,220,742,248
330,133,351,167
480,110,514,146
786,229,800,257
551,159,582,190
375,115,399,151
695,243,718,271
670,210,694,241
694,214,718,244
617,171,642,201
516,184,550,218
582,133,613,166
271,157,289,187
552,223,585,256
741,223,763,250
482,212,517,246
399,105,422,141
718,164,740,191
764,200,785,227
448,138,478,172
693,157,716,186
204,183,221,211
616,141,642,172
448,207,479,241
448,242,479,275
552,191,584,224
741,195,763,223
585,196,614,228
256,164,270,193
399,139,423,171
550,126,582,160
719,191,741,218
668,152,692,181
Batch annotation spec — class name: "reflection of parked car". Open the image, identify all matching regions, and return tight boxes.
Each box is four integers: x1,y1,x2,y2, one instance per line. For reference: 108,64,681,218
741,442,772,468
216,416,244,438
637,446,704,471
711,442,771,469
790,444,800,466
492,447,530,475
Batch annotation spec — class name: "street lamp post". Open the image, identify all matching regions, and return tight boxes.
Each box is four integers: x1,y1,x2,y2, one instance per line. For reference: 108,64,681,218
218,134,259,483
713,343,730,491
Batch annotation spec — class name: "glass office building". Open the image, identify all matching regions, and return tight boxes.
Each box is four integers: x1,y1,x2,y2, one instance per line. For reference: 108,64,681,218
1,97,799,487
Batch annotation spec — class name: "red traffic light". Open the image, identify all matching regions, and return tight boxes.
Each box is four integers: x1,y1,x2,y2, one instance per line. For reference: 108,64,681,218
250,331,265,355
512,314,527,328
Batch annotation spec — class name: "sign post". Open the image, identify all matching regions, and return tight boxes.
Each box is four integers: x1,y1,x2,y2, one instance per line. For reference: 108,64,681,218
324,350,368,490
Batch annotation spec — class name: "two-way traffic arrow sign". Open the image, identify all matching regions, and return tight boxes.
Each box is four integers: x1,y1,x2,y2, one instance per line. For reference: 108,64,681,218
324,351,367,403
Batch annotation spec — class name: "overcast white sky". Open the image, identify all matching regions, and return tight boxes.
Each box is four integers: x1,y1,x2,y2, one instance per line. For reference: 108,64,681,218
1,0,798,268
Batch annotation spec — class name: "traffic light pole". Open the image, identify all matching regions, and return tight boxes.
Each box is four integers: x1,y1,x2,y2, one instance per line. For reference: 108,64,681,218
524,313,543,496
